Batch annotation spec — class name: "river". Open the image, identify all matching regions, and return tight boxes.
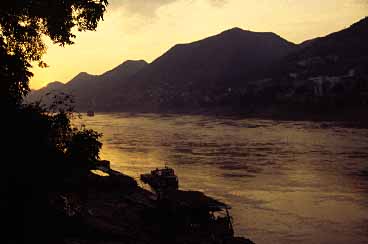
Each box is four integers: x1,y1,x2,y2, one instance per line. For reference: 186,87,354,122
78,113,368,244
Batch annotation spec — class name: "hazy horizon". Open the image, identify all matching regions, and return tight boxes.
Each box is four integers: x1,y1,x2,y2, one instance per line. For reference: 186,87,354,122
30,0,368,89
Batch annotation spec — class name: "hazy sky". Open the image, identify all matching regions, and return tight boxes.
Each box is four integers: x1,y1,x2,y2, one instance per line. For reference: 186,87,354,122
30,0,367,89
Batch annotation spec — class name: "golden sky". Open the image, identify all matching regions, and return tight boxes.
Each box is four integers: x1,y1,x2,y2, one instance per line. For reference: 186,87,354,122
30,0,368,89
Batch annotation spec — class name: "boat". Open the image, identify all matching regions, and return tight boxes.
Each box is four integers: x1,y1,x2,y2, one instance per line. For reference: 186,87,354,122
87,110,94,116
162,190,234,237
141,167,235,237
140,166,179,191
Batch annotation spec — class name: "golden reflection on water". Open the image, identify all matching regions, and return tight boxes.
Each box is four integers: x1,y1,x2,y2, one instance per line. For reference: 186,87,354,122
76,113,368,244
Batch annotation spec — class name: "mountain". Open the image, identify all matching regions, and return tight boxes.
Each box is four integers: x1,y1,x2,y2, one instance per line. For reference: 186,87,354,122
112,28,297,110
281,17,368,77
137,28,296,84
44,81,65,90
26,81,66,104
27,60,148,110
71,60,148,110
67,72,97,89
101,60,148,81
27,17,368,116
262,17,368,116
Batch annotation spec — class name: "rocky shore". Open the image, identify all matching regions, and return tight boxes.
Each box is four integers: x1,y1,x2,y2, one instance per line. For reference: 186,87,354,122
47,161,255,244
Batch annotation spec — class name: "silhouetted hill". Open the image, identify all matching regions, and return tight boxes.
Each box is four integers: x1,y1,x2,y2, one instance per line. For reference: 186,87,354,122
114,28,297,110
263,17,368,118
102,60,148,80
303,17,367,56
68,72,98,90
281,17,368,77
27,60,148,109
26,81,66,104
45,81,65,90
27,18,368,117
138,28,296,83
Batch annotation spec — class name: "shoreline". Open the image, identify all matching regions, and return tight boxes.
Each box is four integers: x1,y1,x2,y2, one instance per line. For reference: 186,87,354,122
79,106,368,128
50,164,255,244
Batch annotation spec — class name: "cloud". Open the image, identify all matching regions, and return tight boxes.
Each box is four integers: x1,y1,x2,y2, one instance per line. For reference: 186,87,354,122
109,0,227,17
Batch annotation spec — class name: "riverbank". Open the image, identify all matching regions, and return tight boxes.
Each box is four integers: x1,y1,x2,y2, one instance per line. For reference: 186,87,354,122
79,105,368,128
48,163,255,244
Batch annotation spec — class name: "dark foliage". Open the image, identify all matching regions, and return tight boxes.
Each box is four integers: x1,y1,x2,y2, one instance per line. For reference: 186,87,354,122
1,1,108,243
0,0,108,106
67,128,102,167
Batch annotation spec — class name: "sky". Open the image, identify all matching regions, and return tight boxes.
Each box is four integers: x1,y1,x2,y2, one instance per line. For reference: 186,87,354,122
29,0,368,89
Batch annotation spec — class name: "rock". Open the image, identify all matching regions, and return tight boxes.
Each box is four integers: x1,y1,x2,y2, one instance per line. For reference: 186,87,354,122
48,170,255,244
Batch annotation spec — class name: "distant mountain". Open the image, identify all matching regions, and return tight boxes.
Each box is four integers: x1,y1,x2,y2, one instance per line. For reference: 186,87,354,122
137,28,296,83
45,81,65,90
113,28,297,110
26,81,65,104
73,60,148,110
67,72,98,90
281,16,368,77
27,17,368,117
262,17,368,116
27,60,148,110
101,60,148,81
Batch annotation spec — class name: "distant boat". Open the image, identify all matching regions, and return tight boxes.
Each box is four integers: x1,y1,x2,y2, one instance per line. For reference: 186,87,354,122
140,166,179,191
87,110,94,116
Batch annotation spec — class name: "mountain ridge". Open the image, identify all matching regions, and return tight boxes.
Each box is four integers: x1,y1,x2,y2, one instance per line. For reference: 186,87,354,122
27,60,148,108
27,17,368,116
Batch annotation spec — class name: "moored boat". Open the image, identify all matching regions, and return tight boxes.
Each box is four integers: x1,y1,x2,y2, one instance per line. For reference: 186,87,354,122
87,110,94,116
140,166,179,191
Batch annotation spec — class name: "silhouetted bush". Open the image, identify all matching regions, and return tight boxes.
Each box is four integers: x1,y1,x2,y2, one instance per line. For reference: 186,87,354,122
67,128,102,168
1,1,108,242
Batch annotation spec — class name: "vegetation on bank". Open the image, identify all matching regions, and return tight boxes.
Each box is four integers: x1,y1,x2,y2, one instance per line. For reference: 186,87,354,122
1,1,108,242
1,2,254,244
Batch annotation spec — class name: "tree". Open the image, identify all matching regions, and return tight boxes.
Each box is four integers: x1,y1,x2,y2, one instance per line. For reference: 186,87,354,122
1,0,108,176
0,1,108,242
0,0,108,106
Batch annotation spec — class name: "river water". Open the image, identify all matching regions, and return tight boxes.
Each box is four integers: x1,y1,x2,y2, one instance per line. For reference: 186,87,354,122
78,113,368,244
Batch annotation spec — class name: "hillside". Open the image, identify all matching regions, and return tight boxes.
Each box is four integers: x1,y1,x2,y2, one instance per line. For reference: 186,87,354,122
267,17,368,115
282,16,368,77
27,17,368,118
97,28,297,111
27,60,148,110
